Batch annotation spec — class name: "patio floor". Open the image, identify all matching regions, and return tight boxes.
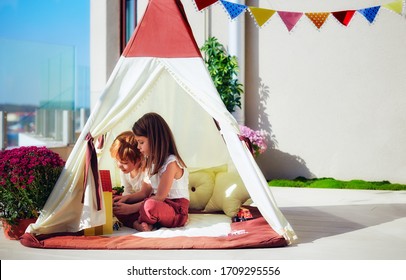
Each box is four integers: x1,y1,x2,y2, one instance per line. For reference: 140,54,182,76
1,187,405,260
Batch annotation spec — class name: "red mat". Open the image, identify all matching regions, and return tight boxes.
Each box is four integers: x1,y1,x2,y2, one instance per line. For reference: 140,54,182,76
20,208,288,250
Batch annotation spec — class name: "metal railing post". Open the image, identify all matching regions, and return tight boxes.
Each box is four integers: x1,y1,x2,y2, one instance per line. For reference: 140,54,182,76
0,111,7,150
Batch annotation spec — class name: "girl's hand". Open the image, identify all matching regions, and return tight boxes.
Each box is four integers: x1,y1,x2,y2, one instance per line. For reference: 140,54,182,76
113,195,128,203
113,201,138,215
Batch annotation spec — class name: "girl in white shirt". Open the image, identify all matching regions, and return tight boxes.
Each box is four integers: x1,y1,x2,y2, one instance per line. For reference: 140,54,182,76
113,112,189,232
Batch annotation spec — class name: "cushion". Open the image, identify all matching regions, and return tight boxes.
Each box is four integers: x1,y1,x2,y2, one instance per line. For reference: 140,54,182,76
189,164,227,176
188,171,215,210
204,172,250,217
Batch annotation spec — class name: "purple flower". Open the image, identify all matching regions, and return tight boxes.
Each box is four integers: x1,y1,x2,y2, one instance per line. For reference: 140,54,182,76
239,125,268,157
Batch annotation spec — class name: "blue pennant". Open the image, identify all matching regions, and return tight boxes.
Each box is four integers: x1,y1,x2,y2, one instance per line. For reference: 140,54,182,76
358,6,381,24
220,0,247,20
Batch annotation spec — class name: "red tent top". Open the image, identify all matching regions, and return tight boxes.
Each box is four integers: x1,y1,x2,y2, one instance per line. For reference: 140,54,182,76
123,0,202,58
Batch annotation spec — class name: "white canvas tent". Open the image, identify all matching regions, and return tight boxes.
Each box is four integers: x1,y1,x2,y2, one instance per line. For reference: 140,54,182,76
26,0,296,243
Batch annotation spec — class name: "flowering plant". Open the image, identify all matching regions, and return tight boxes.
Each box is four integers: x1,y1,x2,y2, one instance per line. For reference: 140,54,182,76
239,125,268,157
0,146,65,225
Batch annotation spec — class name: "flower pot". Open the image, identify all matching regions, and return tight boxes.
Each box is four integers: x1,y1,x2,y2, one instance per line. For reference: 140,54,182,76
2,218,37,240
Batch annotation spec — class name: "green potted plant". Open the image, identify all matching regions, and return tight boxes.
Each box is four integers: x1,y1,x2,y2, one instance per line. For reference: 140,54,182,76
201,36,243,113
0,146,65,239
201,37,268,157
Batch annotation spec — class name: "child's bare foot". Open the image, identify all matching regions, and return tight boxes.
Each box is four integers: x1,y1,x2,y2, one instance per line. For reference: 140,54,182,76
133,221,153,232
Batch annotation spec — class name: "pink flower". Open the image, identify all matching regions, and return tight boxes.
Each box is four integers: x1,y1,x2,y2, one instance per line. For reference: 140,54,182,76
239,125,268,157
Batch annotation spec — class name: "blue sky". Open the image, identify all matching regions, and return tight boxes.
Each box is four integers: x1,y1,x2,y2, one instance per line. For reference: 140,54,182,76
0,0,90,106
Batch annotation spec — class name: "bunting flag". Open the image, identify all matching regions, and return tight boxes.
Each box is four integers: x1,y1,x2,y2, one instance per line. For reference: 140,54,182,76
357,6,381,23
248,7,276,27
305,12,330,29
193,1,404,31
278,11,303,32
220,0,247,19
194,0,218,11
331,10,356,26
383,0,404,14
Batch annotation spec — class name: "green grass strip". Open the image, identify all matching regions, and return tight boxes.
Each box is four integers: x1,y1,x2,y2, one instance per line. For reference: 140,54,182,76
268,177,406,191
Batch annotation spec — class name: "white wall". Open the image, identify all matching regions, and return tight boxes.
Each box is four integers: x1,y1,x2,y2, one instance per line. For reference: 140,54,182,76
242,1,406,183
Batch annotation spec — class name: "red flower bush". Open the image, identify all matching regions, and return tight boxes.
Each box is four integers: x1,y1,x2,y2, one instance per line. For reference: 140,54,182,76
0,146,65,225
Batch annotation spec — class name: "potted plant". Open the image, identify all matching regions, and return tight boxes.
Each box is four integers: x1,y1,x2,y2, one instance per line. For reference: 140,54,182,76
201,36,243,113
201,37,268,157
239,125,268,157
0,146,65,239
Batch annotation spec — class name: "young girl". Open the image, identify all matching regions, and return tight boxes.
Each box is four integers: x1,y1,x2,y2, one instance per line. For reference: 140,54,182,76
109,131,148,227
127,112,190,232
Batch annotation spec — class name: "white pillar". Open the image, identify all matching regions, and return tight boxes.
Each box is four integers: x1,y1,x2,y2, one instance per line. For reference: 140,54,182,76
228,0,245,125
90,0,120,111
204,7,212,41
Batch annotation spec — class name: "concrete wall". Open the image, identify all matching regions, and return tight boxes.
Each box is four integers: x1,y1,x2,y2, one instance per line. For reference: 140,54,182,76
91,0,406,184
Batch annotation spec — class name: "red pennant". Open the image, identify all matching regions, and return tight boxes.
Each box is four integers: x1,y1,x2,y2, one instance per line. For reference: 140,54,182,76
194,0,218,11
332,10,356,26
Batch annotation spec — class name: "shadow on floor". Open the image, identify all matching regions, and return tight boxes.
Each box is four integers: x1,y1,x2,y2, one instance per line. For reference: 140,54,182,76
281,203,406,243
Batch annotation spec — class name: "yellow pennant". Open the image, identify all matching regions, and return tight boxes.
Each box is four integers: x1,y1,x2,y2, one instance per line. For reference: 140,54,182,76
249,6,276,27
305,12,330,29
383,0,404,14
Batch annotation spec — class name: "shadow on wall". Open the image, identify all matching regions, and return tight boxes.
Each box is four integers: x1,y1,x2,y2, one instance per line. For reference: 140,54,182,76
244,12,313,181
256,148,314,181
256,78,314,181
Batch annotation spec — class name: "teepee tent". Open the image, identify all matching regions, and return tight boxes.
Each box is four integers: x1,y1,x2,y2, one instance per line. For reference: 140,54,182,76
26,0,296,243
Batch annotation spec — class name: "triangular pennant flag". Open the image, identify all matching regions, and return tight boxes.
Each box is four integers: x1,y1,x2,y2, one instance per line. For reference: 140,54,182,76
305,12,330,29
358,6,381,23
278,11,303,32
194,0,218,11
249,7,276,27
383,0,403,15
331,10,356,26
220,0,247,19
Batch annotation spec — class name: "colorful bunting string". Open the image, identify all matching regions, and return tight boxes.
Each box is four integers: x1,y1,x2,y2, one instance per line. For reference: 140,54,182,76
358,6,381,24
331,10,356,27
305,12,330,29
278,11,303,32
248,7,276,27
219,0,246,19
383,1,404,14
193,0,405,32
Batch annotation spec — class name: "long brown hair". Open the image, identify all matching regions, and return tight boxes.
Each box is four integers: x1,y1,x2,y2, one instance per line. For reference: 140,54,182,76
132,112,186,175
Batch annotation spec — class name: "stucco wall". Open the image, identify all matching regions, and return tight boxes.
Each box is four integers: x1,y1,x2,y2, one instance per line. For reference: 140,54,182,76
242,1,406,183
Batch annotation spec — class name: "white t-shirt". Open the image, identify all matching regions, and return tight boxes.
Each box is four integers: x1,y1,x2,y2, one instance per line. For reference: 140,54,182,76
120,170,147,195
149,155,189,200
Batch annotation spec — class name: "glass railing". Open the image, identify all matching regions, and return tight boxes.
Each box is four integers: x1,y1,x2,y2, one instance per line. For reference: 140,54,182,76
0,38,89,149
